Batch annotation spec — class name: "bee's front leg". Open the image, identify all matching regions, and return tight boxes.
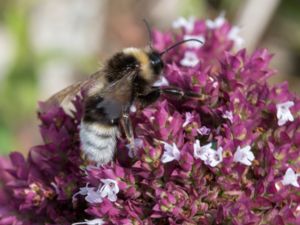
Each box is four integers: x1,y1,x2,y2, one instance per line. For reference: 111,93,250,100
137,87,161,107
137,86,205,107
159,87,206,100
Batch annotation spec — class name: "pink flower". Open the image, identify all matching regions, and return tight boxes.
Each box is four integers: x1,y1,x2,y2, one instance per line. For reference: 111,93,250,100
183,34,205,48
125,138,143,158
1,16,300,225
182,112,194,127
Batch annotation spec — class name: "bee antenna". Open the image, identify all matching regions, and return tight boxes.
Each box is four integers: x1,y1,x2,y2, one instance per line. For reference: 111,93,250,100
143,18,154,51
159,39,204,56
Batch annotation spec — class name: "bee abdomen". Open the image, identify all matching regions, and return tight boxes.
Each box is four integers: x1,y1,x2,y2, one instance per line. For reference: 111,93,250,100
79,122,119,164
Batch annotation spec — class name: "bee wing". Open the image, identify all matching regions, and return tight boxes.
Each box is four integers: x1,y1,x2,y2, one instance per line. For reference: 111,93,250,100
100,70,137,147
45,71,103,106
99,69,137,103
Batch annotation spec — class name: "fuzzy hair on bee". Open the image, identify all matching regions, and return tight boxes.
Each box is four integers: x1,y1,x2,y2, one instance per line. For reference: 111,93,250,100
44,21,204,165
78,47,163,164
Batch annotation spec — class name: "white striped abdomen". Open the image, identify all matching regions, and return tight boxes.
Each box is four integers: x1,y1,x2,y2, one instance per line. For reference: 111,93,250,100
79,121,119,165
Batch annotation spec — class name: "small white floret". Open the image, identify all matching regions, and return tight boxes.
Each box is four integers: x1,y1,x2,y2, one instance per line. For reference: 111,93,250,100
193,140,223,167
222,110,233,123
99,179,119,202
233,145,254,166
72,218,105,225
206,13,226,29
153,76,169,87
161,142,180,163
282,168,300,188
228,26,244,48
276,101,294,126
172,17,195,32
180,51,199,67
197,126,211,136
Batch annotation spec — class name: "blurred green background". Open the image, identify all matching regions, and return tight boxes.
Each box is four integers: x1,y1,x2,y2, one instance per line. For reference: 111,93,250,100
0,0,300,155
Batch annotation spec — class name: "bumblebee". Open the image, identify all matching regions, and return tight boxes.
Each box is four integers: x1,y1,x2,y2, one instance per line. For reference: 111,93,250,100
45,22,203,164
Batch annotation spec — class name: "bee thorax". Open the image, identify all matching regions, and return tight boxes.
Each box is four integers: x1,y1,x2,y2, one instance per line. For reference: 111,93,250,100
79,122,119,164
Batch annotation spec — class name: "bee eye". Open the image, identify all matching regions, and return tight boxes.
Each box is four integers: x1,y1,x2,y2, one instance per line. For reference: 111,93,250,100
149,52,164,75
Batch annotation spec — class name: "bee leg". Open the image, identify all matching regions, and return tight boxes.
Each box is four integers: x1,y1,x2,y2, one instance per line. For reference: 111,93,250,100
137,87,161,107
120,111,135,152
137,87,205,107
159,87,205,100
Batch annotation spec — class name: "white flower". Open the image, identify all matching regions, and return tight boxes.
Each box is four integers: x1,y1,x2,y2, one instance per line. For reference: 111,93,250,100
72,218,105,225
222,110,233,123
172,17,195,32
161,142,180,163
183,34,205,48
193,140,223,167
153,76,169,87
282,168,300,188
76,180,119,203
194,140,211,159
276,101,294,126
99,179,119,202
180,51,199,67
85,189,103,204
126,138,143,158
206,13,243,48
233,145,254,166
228,26,244,48
205,147,223,167
72,184,102,203
73,185,94,197
206,13,226,29
212,81,218,88
182,112,194,127
197,126,211,135
130,104,137,112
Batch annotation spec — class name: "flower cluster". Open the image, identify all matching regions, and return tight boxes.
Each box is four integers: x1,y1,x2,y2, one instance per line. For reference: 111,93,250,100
0,99,86,224
1,15,300,224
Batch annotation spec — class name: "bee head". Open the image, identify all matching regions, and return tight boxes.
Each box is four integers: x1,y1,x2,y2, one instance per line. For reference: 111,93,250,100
147,50,164,76
122,48,162,84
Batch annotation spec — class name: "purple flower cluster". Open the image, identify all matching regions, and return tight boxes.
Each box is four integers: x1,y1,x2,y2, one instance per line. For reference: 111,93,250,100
1,16,300,224
0,99,86,225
